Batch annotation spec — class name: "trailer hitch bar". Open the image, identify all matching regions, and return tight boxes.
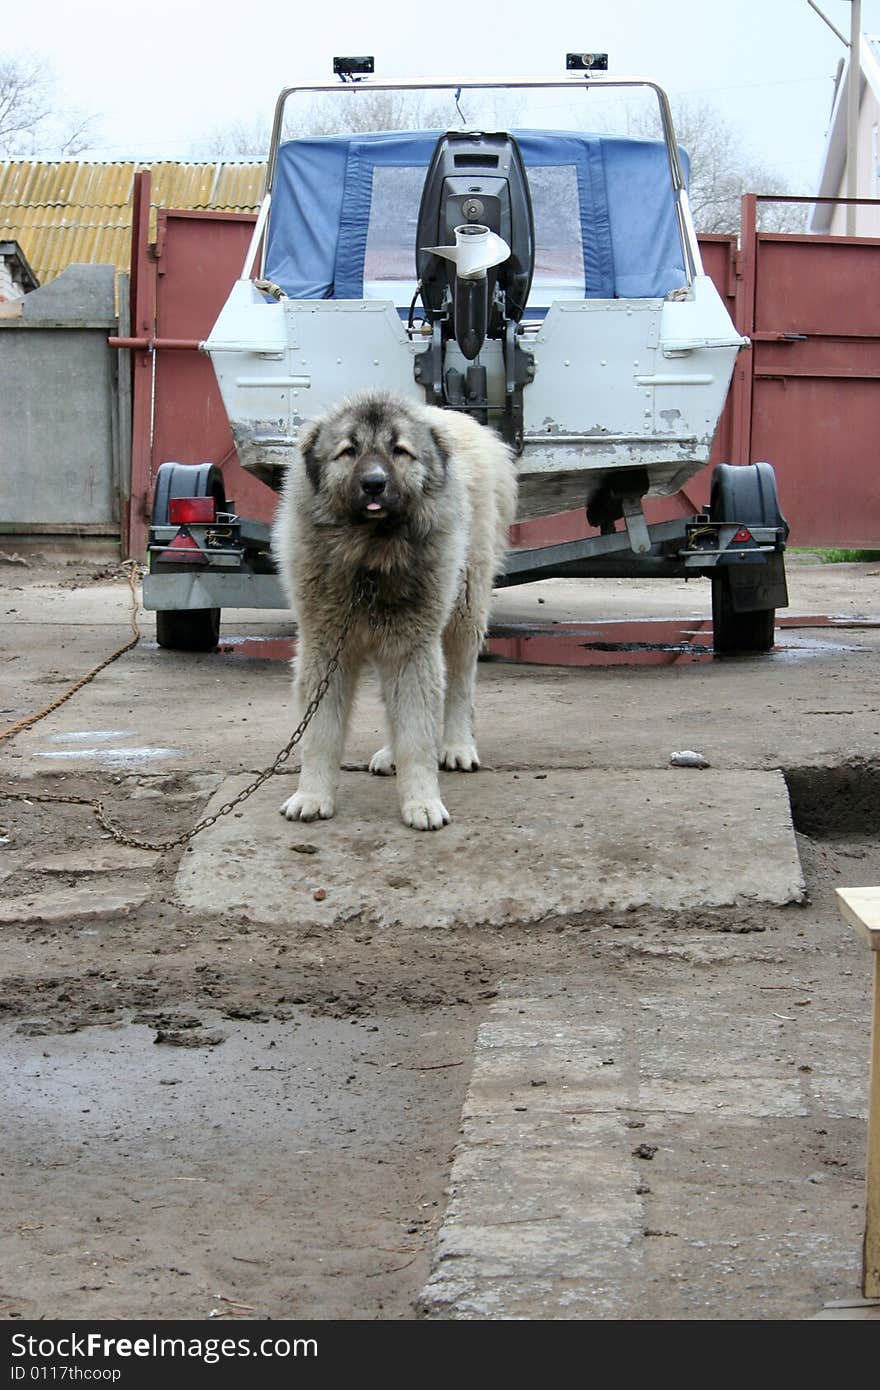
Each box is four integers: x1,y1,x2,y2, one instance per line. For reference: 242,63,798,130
108,336,202,351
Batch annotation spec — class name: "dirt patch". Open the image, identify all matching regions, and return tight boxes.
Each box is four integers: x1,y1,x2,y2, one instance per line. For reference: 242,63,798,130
785,760,880,838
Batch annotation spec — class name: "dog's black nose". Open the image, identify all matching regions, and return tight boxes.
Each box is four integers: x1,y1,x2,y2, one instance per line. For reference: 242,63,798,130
361,469,387,497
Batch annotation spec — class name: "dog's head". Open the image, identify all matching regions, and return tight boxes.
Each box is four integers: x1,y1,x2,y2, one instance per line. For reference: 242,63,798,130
297,392,449,529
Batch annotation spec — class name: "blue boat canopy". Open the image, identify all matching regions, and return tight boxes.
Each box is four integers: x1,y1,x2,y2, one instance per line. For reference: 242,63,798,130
264,129,689,307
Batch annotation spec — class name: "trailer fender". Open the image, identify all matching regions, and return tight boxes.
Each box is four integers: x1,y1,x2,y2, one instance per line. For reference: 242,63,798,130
710,461,789,541
151,461,226,526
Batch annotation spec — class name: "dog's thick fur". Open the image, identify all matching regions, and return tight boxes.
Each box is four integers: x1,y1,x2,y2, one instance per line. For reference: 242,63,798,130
271,391,517,830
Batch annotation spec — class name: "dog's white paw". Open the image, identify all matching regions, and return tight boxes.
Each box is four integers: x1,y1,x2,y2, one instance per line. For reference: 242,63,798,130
401,797,450,831
440,742,480,772
369,745,396,776
279,791,335,822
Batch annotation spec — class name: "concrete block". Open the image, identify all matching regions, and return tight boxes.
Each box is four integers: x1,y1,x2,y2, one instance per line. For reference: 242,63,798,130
21,264,116,325
175,768,805,928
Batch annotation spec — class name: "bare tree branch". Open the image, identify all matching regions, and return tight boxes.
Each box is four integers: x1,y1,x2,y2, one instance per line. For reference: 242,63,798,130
0,53,52,149
628,95,807,233
0,50,100,158
192,88,527,158
193,118,271,159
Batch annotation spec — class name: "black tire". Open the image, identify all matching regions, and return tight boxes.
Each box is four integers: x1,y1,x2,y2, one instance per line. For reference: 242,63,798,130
711,570,775,654
709,461,786,654
155,607,220,652
152,461,226,652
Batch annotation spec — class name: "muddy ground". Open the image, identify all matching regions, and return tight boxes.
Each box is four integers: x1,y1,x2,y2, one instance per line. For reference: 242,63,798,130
0,553,878,1320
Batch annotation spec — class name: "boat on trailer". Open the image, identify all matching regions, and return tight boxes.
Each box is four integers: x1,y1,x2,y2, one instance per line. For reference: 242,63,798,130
144,59,788,653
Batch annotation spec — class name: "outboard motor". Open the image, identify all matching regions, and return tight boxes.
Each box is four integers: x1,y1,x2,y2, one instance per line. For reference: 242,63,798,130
414,130,536,450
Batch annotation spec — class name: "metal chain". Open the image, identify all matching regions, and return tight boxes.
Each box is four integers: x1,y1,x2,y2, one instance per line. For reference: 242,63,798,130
1,571,378,855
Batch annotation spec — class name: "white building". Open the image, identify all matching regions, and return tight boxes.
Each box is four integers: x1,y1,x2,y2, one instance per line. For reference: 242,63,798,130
0,238,38,304
811,33,880,235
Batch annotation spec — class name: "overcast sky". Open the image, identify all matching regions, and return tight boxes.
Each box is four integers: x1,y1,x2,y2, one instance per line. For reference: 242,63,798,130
7,0,880,187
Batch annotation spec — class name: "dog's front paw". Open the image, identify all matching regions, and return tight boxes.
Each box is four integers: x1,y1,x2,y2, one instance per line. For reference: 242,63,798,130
401,797,450,831
440,742,480,772
279,791,335,822
369,745,396,776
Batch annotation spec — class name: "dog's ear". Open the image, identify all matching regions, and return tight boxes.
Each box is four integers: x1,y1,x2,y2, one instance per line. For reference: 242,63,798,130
298,420,322,490
428,426,450,484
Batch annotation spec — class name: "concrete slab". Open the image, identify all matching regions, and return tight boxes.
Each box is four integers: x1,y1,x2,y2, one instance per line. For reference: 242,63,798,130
27,846,159,873
0,883,151,926
420,976,867,1319
421,986,645,1319
175,768,804,928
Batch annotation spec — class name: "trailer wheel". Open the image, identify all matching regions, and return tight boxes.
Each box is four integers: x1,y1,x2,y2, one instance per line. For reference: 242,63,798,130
709,462,787,654
711,571,775,654
152,462,225,652
155,607,220,653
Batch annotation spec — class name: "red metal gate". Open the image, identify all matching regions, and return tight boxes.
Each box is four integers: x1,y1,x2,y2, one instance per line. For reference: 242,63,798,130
126,172,268,560
734,194,880,548
125,183,880,557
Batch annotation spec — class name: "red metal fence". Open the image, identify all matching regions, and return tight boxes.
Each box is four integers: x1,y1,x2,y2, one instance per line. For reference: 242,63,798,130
123,179,880,558
124,174,270,557
735,194,880,548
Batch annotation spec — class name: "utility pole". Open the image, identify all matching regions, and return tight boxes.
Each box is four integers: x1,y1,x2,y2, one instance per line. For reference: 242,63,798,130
807,1,862,235
846,0,862,235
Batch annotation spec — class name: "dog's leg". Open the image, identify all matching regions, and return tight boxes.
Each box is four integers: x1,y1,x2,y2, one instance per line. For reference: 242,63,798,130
368,662,396,775
440,602,482,771
381,642,449,830
279,643,357,822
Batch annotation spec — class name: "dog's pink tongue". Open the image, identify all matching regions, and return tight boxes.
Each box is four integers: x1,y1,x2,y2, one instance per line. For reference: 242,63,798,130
366,502,383,511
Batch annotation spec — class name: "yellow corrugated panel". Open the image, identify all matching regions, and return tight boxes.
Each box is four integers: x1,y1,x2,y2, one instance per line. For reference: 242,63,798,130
211,164,267,208
0,223,130,284
0,159,265,285
0,161,138,209
150,162,264,211
64,164,138,209
0,206,131,232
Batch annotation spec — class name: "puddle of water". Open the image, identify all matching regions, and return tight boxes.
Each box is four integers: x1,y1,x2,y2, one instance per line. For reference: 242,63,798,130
36,746,179,766
770,636,867,661
778,614,880,630
488,619,715,667
485,618,870,668
218,636,294,661
214,625,718,669
47,730,132,742
207,613,877,671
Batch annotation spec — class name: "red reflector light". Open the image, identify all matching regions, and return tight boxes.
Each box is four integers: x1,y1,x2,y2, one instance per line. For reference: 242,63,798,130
169,496,216,525
158,532,207,564
732,527,753,543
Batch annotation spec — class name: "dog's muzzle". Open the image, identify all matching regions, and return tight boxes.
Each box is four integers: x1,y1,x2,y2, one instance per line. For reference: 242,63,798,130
352,458,401,521
361,465,388,510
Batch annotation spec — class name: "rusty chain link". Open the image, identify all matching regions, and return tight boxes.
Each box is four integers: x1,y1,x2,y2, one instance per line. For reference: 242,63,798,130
0,571,378,855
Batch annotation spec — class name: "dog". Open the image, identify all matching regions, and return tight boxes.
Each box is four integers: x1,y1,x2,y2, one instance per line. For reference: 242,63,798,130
271,390,517,831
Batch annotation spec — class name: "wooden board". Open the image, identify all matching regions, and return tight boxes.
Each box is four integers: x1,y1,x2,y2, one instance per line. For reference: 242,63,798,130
836,887,880,948
836,886,880,1299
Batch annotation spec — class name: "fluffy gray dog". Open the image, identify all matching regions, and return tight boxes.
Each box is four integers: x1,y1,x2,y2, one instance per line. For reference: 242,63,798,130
271,391,517,831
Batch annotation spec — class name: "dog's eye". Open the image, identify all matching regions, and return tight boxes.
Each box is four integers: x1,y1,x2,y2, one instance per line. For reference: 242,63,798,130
334,445,357,462
392,444,415,461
